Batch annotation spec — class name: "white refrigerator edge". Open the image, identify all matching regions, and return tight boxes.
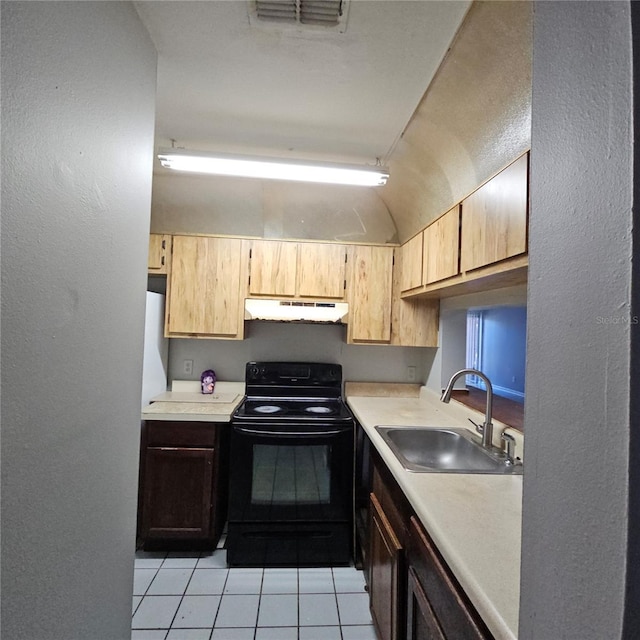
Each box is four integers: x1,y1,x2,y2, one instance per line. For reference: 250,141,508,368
141,291,169,409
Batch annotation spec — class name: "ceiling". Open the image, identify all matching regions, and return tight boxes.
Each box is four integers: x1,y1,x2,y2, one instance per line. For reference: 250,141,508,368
133,0,472,166
135,1,531,244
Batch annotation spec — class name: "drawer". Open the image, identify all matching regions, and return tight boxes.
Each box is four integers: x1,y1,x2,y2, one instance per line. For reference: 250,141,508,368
145,421,217,447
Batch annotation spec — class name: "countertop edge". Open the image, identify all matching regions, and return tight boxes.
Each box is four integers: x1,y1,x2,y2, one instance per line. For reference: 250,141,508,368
141,382,245,422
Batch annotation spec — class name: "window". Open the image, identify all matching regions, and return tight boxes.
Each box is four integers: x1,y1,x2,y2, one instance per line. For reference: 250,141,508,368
465,306,527,403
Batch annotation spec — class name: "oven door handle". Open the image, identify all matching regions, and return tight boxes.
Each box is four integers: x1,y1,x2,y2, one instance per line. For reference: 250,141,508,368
234,426,345,437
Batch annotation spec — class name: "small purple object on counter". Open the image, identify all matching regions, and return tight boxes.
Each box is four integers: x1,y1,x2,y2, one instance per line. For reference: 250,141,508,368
201,369,216,394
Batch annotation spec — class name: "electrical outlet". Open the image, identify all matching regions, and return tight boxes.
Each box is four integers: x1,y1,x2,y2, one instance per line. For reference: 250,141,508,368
407,366,416,382
183,359,194,376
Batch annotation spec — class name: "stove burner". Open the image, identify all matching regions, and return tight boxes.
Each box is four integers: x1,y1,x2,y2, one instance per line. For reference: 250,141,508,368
305,406,334,414
253,405,284,414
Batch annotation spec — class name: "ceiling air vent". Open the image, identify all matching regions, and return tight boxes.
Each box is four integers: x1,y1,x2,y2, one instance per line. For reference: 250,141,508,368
251,0,349,32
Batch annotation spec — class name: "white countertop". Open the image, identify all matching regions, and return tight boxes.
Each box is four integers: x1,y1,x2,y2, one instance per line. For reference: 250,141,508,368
141,381,245,422
346,386,522,640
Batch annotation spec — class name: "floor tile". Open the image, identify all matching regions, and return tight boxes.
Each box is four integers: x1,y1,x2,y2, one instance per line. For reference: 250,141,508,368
172,595,221,628
332,567,367,593
132,595,182,629
148,569,194,595
132,631,168,640
134,569,158,595
210,629,254,640
166,629,212,640
135,552,167,569
132,596,143,616
257,593,298,627
299,626,342,640
163,555,200,569
337,593,372,626
261,568,298,594
341,625,378,640
186,569,229,595
298,568,334,593
198,550,228,569
255,627,297,639
224,568,263,594
215,594,260,628
299,593,339,626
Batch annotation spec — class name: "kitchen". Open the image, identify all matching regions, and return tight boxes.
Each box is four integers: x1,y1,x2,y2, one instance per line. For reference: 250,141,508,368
1,2,637,640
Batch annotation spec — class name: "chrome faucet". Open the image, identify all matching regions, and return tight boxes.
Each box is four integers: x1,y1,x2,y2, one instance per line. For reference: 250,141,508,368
440,369,494,450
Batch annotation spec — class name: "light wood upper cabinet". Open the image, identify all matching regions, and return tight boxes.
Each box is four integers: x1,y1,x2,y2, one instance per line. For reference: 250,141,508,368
148,234,171,274
249,240,346,300
392,247,438,347
460,154,528,273
249,240,298,297
423,205,460,284
347,245,394,344
167,235,248,339
400,233,424,293
297,243,346,299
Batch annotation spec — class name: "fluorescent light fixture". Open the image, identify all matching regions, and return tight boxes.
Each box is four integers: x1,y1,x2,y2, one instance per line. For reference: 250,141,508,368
157,149,389,186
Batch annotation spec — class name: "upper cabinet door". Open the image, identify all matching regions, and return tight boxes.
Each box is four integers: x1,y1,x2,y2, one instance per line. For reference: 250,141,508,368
297,243,346,299
460,154,529,273
168,235,245,338
148,234,171,274
347,245,394,343
423,205,460,284
400,233,424,293
249,240,298,297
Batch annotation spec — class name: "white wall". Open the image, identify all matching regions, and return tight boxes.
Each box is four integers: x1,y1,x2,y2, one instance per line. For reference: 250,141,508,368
1,3,156,639
520,3,633,638
167,322,436,386
425,284,528,393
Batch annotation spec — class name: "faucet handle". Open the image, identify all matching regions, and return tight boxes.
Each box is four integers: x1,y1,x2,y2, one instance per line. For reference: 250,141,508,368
501,432,517,465
468,418,483,434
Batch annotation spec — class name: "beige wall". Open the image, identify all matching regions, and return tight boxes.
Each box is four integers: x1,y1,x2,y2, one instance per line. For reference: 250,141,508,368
380,1,532,242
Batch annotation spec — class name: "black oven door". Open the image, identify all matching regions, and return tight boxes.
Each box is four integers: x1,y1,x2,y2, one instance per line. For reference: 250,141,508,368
227,421,354,566
228,422,353,522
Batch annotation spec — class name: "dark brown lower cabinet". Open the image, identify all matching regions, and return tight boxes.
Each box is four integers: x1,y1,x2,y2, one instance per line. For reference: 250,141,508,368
361,441,494,640
406,565,446,640
139,421,228,550
370,493,403,640
406,516,491,640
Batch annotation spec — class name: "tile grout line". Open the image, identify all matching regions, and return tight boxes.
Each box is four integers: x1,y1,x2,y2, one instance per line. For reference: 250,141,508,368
161,553,198,635
133,553,373,640
331,567,346,640
207,551,232,637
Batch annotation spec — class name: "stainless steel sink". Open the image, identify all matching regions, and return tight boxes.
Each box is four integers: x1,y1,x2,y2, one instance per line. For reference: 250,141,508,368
374,426,522,474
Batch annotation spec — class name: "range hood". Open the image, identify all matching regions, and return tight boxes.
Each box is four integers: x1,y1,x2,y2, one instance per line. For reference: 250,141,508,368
245,299,348,324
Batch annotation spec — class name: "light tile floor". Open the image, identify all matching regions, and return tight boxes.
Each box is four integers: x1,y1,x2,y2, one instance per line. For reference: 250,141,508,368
132,549,377,640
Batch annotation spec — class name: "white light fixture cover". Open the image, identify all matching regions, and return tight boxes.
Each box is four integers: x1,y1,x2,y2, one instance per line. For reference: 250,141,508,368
157,149,389,186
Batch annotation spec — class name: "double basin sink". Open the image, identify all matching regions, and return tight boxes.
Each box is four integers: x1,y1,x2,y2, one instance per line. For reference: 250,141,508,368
375,425,522,475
